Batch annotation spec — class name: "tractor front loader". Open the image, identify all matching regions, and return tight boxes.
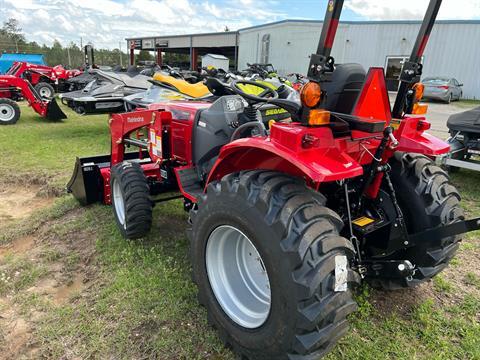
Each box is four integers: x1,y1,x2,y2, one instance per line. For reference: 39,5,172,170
68,0,480,359
0,75,66,125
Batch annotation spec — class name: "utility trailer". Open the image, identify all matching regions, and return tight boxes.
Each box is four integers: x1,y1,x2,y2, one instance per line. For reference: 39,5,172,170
68,1,480,359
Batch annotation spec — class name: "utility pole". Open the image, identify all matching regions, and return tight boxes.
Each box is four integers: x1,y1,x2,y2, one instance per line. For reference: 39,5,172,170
80,37,83,48
67,46,71,67
119,41,123,67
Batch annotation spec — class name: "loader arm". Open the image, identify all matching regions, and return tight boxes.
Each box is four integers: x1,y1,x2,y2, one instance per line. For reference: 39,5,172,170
392,0,442,118
0,75,66,120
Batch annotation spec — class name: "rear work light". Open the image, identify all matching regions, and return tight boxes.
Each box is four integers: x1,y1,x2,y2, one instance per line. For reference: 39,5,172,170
409,82,428,115
308,109,330,126
413,82,424,101
417,119,431,131
412,103,428,115
300,81,322,108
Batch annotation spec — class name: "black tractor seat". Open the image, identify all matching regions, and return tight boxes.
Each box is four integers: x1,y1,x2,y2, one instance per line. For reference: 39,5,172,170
322,63,366,115
321,63,368,136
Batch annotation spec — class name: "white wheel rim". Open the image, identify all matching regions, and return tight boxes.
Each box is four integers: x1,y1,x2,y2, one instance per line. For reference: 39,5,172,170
112,179,126,227
206,225,271,328
39,86,52,98
0,104,15,122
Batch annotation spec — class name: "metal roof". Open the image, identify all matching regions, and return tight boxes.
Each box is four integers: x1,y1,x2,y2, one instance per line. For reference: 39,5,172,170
126,19,480,41
125,31,238,41
238,19,480,32
203,53,229,59
0,53,45,61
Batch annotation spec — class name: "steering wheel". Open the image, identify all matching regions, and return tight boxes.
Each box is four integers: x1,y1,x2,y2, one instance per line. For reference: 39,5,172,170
230,80,279,103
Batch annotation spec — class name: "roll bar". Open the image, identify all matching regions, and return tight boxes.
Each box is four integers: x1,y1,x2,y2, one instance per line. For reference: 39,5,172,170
307,0,344,82
392,0,442,118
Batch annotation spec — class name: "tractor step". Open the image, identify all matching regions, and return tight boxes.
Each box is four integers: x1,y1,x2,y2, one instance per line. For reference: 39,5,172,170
176,167,204,201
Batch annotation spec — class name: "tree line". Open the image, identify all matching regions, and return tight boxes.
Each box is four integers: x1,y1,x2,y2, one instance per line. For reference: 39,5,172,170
0,18,130,68
1,18,194,69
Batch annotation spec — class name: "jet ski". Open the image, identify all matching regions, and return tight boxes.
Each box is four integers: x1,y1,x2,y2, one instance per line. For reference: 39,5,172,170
125,71,299,127
59,67,151,114
63,71,96,92
124,71,214,111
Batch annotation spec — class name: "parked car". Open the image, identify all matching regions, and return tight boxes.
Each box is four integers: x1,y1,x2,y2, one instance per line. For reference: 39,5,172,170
422,76,463,103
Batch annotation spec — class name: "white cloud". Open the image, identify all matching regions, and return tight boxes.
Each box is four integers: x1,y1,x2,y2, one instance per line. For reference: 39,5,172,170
345,0,480,20
0,0,477,51
0,0,284,49
34,9,50,21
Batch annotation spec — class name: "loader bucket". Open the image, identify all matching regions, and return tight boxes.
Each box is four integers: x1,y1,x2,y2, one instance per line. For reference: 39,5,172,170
46,98,67,121
67,151,149,205
67,155,111,205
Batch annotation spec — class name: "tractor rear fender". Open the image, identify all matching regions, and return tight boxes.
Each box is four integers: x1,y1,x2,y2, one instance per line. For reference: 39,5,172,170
206,124,364,187
394,116,450,156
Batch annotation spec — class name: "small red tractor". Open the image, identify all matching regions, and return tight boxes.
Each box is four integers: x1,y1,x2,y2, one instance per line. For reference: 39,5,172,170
0,75,66,124
0,61,81,99
68,0,479,358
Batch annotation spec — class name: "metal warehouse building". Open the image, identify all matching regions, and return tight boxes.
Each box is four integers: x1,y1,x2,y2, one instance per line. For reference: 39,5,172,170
127,19,480,99
238,20,480,99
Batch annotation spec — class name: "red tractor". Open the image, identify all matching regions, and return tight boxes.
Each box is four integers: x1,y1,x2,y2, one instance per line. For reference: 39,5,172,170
68,1,479,358
0,61,81,99
0,76,66,124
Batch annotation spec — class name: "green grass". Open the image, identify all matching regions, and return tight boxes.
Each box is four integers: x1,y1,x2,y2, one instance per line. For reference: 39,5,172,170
455,99,480,109
433,275,453,293
458,99,480,105
464,273,480,289
35,202,231,359
0,101,110,190
0,255,47,296
0,103,480,359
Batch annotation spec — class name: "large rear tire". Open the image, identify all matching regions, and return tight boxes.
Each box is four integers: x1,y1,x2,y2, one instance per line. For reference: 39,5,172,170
190,170,360,359
110,162,153,239
34,82,55,99
0,98,20,125
369,153,464,290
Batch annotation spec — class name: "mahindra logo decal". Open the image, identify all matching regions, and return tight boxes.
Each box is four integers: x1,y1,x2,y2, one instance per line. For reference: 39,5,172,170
127,117,144,123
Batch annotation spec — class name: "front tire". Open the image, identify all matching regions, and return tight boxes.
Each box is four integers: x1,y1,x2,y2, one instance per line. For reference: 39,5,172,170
0,98,20,125
34,82,55,99
110,162,153,239
370,153,464,290
190,170,360,359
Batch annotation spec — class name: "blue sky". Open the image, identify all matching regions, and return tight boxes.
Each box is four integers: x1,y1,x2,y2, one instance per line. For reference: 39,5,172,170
0,0,479,49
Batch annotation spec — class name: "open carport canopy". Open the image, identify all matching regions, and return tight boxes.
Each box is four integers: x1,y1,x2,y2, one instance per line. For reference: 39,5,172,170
126,31,238,67
447,107,480,133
